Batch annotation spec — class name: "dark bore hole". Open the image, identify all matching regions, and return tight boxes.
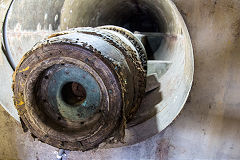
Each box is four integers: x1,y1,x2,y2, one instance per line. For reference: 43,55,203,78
61,82,87,106
119,8,160,33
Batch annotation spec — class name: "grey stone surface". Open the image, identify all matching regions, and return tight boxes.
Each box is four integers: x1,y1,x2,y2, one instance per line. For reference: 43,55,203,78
1,0,240,159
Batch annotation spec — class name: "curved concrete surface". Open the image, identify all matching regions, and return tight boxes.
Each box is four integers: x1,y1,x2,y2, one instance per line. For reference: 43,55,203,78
1,0,240,159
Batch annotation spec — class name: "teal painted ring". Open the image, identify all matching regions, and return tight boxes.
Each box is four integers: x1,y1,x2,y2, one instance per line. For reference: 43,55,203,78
20,44,122,146
47,66,101,121
13,25,145,150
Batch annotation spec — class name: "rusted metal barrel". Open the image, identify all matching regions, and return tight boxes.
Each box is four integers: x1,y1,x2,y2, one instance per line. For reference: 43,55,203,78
12,26,147,150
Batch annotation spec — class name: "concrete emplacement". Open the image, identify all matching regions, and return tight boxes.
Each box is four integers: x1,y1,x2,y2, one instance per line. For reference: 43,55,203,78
1,0,193,151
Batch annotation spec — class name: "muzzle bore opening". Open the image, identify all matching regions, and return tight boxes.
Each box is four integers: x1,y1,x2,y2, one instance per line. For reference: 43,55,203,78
61,82,87,106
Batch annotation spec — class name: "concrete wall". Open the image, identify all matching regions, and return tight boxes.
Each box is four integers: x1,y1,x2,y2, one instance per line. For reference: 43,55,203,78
1,0,240,159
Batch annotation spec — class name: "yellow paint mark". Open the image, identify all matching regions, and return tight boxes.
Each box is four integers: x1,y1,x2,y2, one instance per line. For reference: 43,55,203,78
15,93,25,107
17,101,24,106
19,66,29,72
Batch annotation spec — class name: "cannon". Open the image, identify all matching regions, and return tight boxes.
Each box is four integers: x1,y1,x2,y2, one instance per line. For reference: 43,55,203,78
1,0,193,151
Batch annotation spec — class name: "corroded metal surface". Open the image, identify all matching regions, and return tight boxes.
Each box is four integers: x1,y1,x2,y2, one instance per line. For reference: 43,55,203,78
12,26,146,150
2,0,240,159
3,0,193,150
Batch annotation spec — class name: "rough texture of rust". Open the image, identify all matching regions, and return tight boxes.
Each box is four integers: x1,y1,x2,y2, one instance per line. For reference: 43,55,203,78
12,26,146,151
98,25,148,70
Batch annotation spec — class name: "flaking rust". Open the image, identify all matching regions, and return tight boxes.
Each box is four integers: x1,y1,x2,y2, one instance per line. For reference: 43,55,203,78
12,26,147,151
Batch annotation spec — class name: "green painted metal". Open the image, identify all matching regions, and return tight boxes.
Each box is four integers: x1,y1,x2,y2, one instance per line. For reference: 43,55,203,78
47,66,101,121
